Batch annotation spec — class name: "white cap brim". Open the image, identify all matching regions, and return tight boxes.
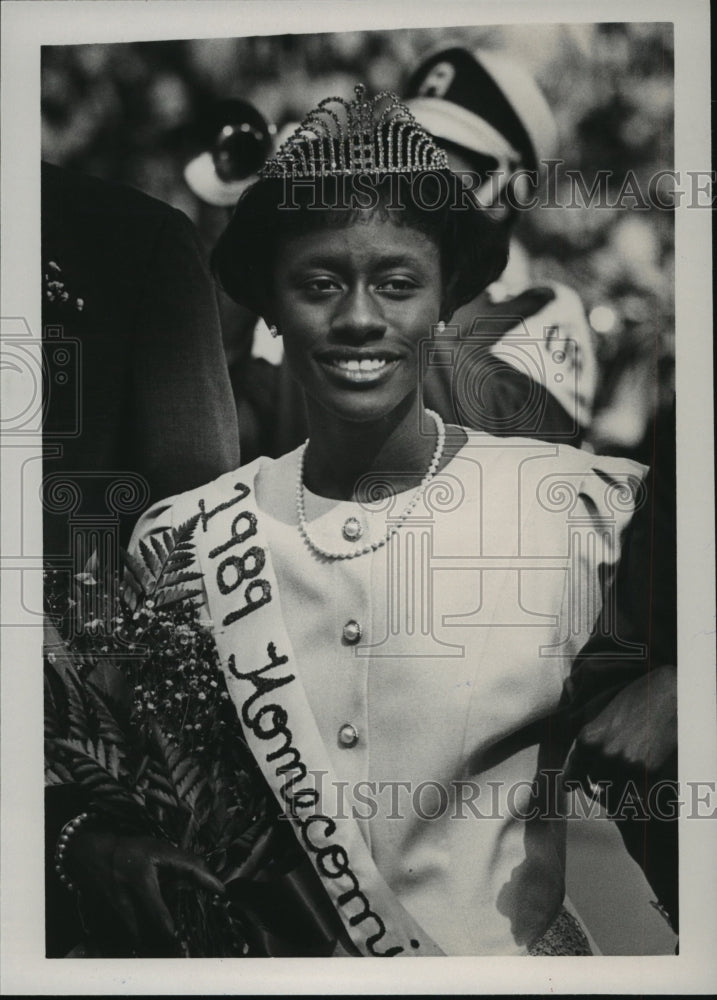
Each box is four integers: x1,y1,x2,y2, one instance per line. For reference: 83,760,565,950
405,97,520,164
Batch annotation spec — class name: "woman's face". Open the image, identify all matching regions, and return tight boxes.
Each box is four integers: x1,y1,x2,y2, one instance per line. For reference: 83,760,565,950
268,214,443,423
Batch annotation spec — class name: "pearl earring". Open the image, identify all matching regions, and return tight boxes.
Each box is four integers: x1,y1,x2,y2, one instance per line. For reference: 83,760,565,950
436,320,446,334
269,325,279,338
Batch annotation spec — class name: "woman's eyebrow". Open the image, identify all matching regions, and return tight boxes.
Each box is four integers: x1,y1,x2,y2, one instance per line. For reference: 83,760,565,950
287,254,344,269
290,251,433,270
371,252,433,270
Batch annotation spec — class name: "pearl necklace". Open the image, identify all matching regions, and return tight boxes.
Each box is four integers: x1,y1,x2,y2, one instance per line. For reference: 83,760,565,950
296,409,446,560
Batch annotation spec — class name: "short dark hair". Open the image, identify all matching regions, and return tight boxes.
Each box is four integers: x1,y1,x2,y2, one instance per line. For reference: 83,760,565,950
211,170,509,319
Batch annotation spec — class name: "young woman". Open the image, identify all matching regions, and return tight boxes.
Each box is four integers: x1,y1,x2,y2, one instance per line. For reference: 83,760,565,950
59,87,646,957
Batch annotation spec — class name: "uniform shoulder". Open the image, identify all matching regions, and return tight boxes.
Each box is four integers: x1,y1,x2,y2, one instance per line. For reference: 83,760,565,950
456,428,647,480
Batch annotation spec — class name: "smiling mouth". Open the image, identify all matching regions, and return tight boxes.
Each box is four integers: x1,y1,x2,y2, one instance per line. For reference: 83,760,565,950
317,354,400,384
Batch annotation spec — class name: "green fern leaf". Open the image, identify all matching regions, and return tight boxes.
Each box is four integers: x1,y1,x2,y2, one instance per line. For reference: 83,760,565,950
169,755,198,785
177,764,205,802
56,736,90,754
164,542,196,562
77,770,124,795
49,738,139,811
159,559,195,583
45,761,74,784
84,680,128,751
143,769,177,796
119,547,150,598
144,724,210,829
154,586,202,611
44,672,62,740
145,726,183,799
144,787,182,809
94,736,107,770
182,779,206,814
139,518,200,593
171,515,200,547
63,667,92,740
139,539,161,582
132,754,150,786
150,534,168,567
107,741,122,780
159,517,200,575
74,760,106,781
158,570,204,591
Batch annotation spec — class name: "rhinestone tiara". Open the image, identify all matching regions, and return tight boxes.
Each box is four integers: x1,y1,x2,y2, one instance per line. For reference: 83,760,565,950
259,84,450,178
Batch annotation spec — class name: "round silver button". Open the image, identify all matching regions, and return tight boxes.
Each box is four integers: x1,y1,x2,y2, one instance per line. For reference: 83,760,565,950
342,517,363,541
338,723,359,748
342,620,361,644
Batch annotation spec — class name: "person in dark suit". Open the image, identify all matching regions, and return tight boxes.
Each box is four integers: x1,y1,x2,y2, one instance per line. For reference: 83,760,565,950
42,161,241,956
41,160,241,561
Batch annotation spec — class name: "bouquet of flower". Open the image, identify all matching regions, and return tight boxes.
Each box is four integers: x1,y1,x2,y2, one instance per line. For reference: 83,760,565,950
44,517,339,957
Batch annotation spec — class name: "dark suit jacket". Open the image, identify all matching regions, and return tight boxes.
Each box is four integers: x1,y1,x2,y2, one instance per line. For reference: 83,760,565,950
41,161,240,555
42,163,241,955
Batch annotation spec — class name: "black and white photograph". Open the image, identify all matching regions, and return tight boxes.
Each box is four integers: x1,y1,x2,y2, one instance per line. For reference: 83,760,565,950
0,0,714,994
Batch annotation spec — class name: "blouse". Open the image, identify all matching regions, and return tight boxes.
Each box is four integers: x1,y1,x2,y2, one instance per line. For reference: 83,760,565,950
131,429,646,955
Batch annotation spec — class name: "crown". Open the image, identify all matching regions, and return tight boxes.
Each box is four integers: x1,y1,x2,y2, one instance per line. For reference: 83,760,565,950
259,84,450,179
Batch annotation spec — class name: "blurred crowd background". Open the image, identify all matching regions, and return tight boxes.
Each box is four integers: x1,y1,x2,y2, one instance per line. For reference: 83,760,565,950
41,22,675,464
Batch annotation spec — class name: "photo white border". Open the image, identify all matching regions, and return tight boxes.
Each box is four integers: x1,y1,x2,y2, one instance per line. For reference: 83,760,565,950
1,0,714,994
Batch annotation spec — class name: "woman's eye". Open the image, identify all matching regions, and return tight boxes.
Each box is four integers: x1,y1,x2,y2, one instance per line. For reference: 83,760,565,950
377,277,418,293
303,277,340,293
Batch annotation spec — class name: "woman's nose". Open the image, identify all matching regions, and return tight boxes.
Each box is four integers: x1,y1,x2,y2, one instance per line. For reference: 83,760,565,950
331,287,387,341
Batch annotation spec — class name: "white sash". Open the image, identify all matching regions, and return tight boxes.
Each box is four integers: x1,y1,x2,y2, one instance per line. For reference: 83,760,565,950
191,472,444,958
